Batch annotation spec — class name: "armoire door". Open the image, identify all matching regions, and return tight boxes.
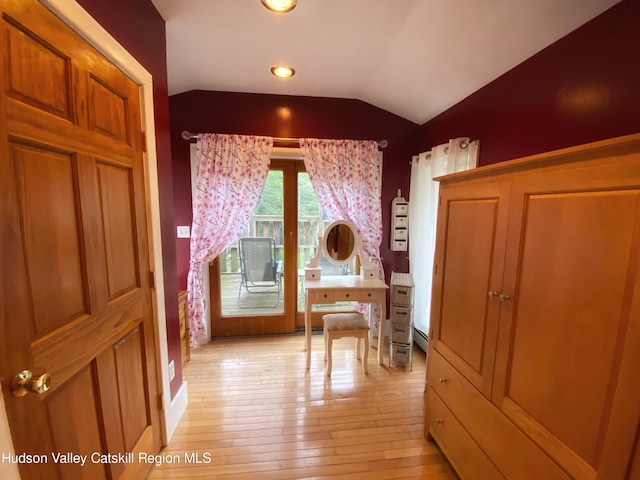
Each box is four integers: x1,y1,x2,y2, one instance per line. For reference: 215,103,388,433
431,178,511,398
493,158,640,479
0,1,161,479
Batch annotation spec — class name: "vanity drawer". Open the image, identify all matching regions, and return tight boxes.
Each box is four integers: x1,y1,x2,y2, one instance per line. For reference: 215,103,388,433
334,290,356,302
309,291,335,303
359,290,383,302
428,388,506,480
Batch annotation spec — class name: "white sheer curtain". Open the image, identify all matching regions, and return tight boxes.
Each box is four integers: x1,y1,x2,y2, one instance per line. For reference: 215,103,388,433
300,138,385,333
408,138,478,336
187,134,273,344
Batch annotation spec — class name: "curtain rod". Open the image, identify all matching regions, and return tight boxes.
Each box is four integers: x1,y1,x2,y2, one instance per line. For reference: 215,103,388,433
181,131,388,149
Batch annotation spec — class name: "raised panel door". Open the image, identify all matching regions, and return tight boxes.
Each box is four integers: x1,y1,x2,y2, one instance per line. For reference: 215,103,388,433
431,178,510,397
0,1,161,478
493,155,640,479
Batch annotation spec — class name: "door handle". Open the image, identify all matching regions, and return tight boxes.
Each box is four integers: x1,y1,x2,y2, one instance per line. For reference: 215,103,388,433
11,370,51,397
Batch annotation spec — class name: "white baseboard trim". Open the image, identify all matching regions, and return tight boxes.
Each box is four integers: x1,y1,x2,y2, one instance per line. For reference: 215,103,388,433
164,381,188,442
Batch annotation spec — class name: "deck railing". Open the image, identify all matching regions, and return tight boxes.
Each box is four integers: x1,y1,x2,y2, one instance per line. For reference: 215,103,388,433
220,215,330,273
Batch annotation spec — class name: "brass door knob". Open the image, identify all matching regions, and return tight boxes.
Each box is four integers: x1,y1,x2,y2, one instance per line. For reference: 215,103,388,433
11,370,51,397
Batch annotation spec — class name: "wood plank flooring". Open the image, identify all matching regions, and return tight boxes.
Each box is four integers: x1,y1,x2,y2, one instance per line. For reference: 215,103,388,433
148,334,457,479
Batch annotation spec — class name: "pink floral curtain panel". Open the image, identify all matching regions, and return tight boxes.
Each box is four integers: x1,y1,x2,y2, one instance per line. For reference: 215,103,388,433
187,134,273,343
300,138,385,331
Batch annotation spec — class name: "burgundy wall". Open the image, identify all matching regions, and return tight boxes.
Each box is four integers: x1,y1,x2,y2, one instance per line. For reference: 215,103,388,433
74,0,640,388
170,91,420,291
419,0,640,166
77,0,183,398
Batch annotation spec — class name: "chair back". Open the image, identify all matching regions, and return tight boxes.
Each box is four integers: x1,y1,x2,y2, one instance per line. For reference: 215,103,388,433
239,237,278,282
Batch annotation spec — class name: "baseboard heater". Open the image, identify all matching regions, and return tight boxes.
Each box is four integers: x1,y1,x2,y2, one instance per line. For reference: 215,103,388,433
413,327,428,353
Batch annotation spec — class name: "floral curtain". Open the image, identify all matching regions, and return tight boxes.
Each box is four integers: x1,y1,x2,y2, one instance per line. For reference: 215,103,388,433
300,138,385,332
187,134,273,343
408,137,478,337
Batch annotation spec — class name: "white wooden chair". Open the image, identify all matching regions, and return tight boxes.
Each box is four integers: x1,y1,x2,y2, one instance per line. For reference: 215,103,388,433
323,313,370,376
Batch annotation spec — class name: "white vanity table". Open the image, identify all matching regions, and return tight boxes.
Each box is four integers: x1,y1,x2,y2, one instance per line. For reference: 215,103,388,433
303,220,388,369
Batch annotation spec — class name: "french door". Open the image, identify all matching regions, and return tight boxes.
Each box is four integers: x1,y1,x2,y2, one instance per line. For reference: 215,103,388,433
209,159,303,335
208,157,358,337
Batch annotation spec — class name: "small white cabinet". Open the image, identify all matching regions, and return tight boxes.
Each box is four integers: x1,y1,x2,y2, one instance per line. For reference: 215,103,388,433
390,196,409,251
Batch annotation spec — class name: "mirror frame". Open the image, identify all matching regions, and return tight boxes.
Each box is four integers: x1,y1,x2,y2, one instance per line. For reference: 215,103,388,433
321,219,359,266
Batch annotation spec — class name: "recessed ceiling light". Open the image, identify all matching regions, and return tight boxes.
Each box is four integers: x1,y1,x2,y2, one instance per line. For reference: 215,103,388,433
271,64,295,78
261,0,297,13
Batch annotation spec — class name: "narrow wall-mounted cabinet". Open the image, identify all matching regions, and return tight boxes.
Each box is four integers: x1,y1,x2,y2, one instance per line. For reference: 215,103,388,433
390,196,409,251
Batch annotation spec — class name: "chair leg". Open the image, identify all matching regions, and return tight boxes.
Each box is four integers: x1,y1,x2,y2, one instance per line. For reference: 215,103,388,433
362,333,369,374
323,329,327,362
355,337,361,360
326,334,333,377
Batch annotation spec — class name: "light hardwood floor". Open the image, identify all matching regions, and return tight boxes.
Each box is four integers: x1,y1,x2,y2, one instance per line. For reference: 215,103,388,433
148,334,457,479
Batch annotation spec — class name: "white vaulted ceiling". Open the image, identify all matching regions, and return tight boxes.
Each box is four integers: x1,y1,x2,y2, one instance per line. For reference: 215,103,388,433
151,0,620,124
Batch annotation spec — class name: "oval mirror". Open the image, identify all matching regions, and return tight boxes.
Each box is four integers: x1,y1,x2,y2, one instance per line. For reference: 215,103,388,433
322,220,358,266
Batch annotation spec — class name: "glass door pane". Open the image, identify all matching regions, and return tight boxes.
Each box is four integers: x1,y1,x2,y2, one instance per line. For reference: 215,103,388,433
297,171,356,313
219,170,284,315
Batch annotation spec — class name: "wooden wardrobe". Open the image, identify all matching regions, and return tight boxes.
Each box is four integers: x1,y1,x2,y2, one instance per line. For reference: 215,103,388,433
424,134,640,480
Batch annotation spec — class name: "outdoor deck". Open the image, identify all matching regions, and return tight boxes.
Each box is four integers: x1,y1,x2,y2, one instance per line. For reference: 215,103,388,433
220,272,353,317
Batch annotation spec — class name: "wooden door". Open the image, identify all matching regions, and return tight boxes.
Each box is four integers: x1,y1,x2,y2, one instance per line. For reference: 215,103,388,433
430,178,510,398
0,1,161,479
210,159,300,336
493,154,640,479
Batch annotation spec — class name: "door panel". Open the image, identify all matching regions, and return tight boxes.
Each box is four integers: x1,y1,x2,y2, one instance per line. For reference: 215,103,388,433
113,328,150,450
97,161,139,298
505,191,637,466
431,180,510,398
47,366,107,480
88,76,129,142
494,161,640,479
0,1,161,478
4,16,72,120
11,143,86,335
212,161,295,335
440,198,498,371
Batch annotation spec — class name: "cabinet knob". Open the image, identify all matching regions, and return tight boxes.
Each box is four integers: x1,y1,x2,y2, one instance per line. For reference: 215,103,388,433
438,377,447,383
488,291,498,298
499,293,511,301
436,418,444,424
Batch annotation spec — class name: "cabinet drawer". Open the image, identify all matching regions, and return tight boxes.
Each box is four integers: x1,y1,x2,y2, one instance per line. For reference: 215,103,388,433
310,291,335,303
395,203,409,215
360,290,383,302
393,227,408,239
390,305,412,325
391,324,411,344
392,239,407,251
334,290,356,302
394,215,408,227
390,285,413,305
427,349,570,480
428,389,505,480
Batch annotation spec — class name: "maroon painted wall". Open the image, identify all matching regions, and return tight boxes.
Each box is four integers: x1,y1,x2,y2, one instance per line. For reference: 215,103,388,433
77,0,183,398
169,92,420,293
419,0,640,166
